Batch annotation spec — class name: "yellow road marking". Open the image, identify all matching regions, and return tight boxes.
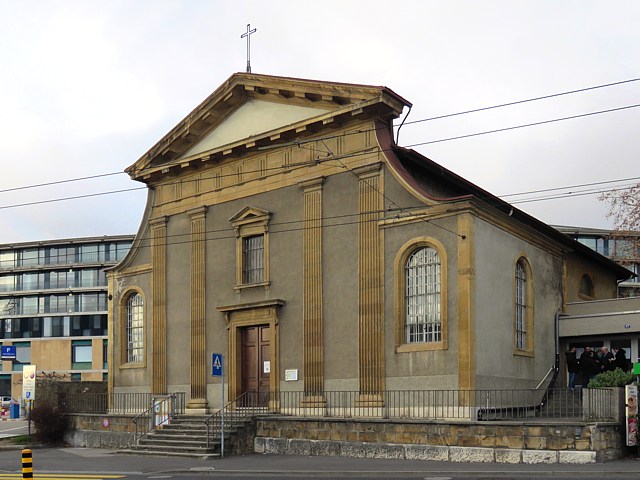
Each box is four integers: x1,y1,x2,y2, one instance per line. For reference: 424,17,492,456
0,475,124,479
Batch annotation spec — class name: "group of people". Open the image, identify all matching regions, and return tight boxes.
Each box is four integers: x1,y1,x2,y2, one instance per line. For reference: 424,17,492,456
565,345,630,390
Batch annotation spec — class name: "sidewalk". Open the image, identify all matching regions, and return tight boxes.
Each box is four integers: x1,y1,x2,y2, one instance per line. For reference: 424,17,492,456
0,447,640,477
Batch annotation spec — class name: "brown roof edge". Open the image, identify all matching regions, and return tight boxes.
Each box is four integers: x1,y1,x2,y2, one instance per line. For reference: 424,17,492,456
376,125,633,281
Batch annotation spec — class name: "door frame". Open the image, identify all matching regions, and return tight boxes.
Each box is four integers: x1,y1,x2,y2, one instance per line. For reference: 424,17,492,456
218,300,283,405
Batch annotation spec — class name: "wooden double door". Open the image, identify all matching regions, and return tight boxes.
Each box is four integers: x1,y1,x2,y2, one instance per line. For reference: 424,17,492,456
240,325,270,406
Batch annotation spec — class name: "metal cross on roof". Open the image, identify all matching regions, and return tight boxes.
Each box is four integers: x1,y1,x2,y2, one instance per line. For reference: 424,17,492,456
241,24,257,73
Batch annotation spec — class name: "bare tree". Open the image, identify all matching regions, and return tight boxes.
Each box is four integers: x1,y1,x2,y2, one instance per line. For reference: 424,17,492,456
599,183,640,231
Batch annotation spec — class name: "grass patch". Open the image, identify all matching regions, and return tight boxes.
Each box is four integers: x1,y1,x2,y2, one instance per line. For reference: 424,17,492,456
6,435,32,444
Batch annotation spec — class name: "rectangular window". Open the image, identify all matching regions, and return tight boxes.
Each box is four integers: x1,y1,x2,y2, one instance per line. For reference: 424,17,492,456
0,275,15,292
80,245,99,263
242,235,264,284
0,251,15,270
20,249,40,267
116,242,131,261
12,342,30,371
72,340,92,369
103,339,108,369
80,270,97,288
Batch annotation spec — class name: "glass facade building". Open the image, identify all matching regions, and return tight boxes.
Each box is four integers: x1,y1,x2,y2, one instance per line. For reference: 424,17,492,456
0,235,133,397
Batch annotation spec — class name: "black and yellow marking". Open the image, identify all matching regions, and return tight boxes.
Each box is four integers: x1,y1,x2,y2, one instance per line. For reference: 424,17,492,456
21,449,32,479
0,475,124,479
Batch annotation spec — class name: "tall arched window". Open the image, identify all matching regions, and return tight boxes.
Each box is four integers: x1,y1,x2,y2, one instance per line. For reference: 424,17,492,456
515,259,527,350
405,247,441,344
514,257,534,354
126,293,144,363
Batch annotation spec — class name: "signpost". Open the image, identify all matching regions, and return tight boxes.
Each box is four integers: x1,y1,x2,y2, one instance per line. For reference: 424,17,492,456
211,353,224,458
22,365,36,435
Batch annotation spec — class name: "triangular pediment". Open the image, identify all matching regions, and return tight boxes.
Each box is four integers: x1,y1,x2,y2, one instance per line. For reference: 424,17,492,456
180,99,330,159
229,206,271,226
127,72,411,183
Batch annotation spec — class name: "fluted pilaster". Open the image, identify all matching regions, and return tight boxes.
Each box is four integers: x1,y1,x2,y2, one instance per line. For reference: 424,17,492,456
188,206,209,410
355,165,385,400
300,178,324,399
150,216,168,394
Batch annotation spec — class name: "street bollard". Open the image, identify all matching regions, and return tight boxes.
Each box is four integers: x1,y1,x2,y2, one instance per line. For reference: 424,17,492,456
21,449,33,479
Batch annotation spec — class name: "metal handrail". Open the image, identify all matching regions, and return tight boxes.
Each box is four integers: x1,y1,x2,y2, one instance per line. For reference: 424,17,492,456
536,365,557,390
131,394,176,446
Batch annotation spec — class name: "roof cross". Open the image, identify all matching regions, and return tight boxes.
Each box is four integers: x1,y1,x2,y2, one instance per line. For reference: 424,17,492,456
241,24,257,73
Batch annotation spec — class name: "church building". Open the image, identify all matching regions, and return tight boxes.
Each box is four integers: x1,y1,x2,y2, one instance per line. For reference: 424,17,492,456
108,73,630,413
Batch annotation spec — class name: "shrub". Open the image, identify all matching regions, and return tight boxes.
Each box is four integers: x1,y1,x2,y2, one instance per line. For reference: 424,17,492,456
587,368,635,388
29,402,68,444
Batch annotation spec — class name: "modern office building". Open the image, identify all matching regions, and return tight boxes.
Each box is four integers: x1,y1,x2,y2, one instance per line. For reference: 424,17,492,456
554,226,640,298
0,235,133,398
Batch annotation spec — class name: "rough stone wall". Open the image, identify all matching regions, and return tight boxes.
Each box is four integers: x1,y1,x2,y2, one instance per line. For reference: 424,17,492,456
254,417,625,461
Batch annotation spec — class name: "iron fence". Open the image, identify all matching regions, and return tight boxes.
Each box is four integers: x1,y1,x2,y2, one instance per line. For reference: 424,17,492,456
62,392,186,415
61,388,614,422
235,388,614,422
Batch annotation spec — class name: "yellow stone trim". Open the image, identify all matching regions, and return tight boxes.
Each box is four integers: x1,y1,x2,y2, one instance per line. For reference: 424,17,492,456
117,287,147,370
356,167,385,395
513,255,535,356
457,213,476,391
188,206,208,408
301,178,324,395
218,303,283,404
150,217,167,394
393,237,449,353
230,207,271,289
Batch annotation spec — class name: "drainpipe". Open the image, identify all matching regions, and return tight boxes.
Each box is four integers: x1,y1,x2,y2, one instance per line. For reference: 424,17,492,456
554,311,560,372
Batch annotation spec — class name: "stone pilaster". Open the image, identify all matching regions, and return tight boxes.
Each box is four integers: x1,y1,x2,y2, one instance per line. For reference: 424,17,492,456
150,216,168,394
299,178,325,402
457,213,476,394
355,165,384,402
187,206,209,411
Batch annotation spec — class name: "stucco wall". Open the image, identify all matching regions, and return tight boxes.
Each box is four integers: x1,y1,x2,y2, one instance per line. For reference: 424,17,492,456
474,217,562,389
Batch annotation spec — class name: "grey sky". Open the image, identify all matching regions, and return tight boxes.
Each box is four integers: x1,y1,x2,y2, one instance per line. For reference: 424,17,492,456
1,0,639,243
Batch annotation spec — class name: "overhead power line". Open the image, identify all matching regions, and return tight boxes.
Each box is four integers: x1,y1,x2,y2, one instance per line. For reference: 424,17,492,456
3,77,639,195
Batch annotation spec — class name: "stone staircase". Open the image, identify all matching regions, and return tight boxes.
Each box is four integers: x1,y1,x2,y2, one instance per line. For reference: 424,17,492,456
122,413,253,459
541,389,583,419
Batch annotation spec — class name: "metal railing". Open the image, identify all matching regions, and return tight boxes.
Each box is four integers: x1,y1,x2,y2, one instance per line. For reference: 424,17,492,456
62,392,186,415
203,392,269,451
131,394,179,446
215,388,614,422
61,388,614,422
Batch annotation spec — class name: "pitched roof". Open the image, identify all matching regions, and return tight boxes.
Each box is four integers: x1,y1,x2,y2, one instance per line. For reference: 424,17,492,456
127,72,410,183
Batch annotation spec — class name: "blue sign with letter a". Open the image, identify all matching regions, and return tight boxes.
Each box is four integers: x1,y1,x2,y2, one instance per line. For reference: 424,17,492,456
1,346,16,360
211,353,223,377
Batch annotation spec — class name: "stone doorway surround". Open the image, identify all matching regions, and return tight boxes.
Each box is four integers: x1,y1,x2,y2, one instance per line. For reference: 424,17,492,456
218,299,284,406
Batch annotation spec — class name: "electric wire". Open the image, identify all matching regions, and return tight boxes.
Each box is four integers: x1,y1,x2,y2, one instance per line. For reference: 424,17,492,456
3,76,639,195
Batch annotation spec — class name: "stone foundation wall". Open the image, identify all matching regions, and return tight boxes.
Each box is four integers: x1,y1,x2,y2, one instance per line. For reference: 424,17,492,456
65,414,135,449
254,417,625,462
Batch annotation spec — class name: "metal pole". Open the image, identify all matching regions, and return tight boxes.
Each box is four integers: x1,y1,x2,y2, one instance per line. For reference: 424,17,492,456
221,372,225,458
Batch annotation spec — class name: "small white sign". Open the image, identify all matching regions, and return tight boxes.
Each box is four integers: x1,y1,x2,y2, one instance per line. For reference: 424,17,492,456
285,369,298,381
263,361,270,373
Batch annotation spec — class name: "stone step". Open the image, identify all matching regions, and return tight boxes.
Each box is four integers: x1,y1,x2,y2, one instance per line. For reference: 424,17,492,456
121,450,220,460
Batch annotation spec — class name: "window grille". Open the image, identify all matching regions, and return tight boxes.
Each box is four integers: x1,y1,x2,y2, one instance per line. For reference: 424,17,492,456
126,293,144,363
242,235,264,284
405,247,441,343
515,260,527,350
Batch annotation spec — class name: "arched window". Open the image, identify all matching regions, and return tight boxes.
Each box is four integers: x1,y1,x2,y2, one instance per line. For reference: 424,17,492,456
515,259,527,350
405,247,441,344
579,274,594,299
125,293,144,363
514,257,534,354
